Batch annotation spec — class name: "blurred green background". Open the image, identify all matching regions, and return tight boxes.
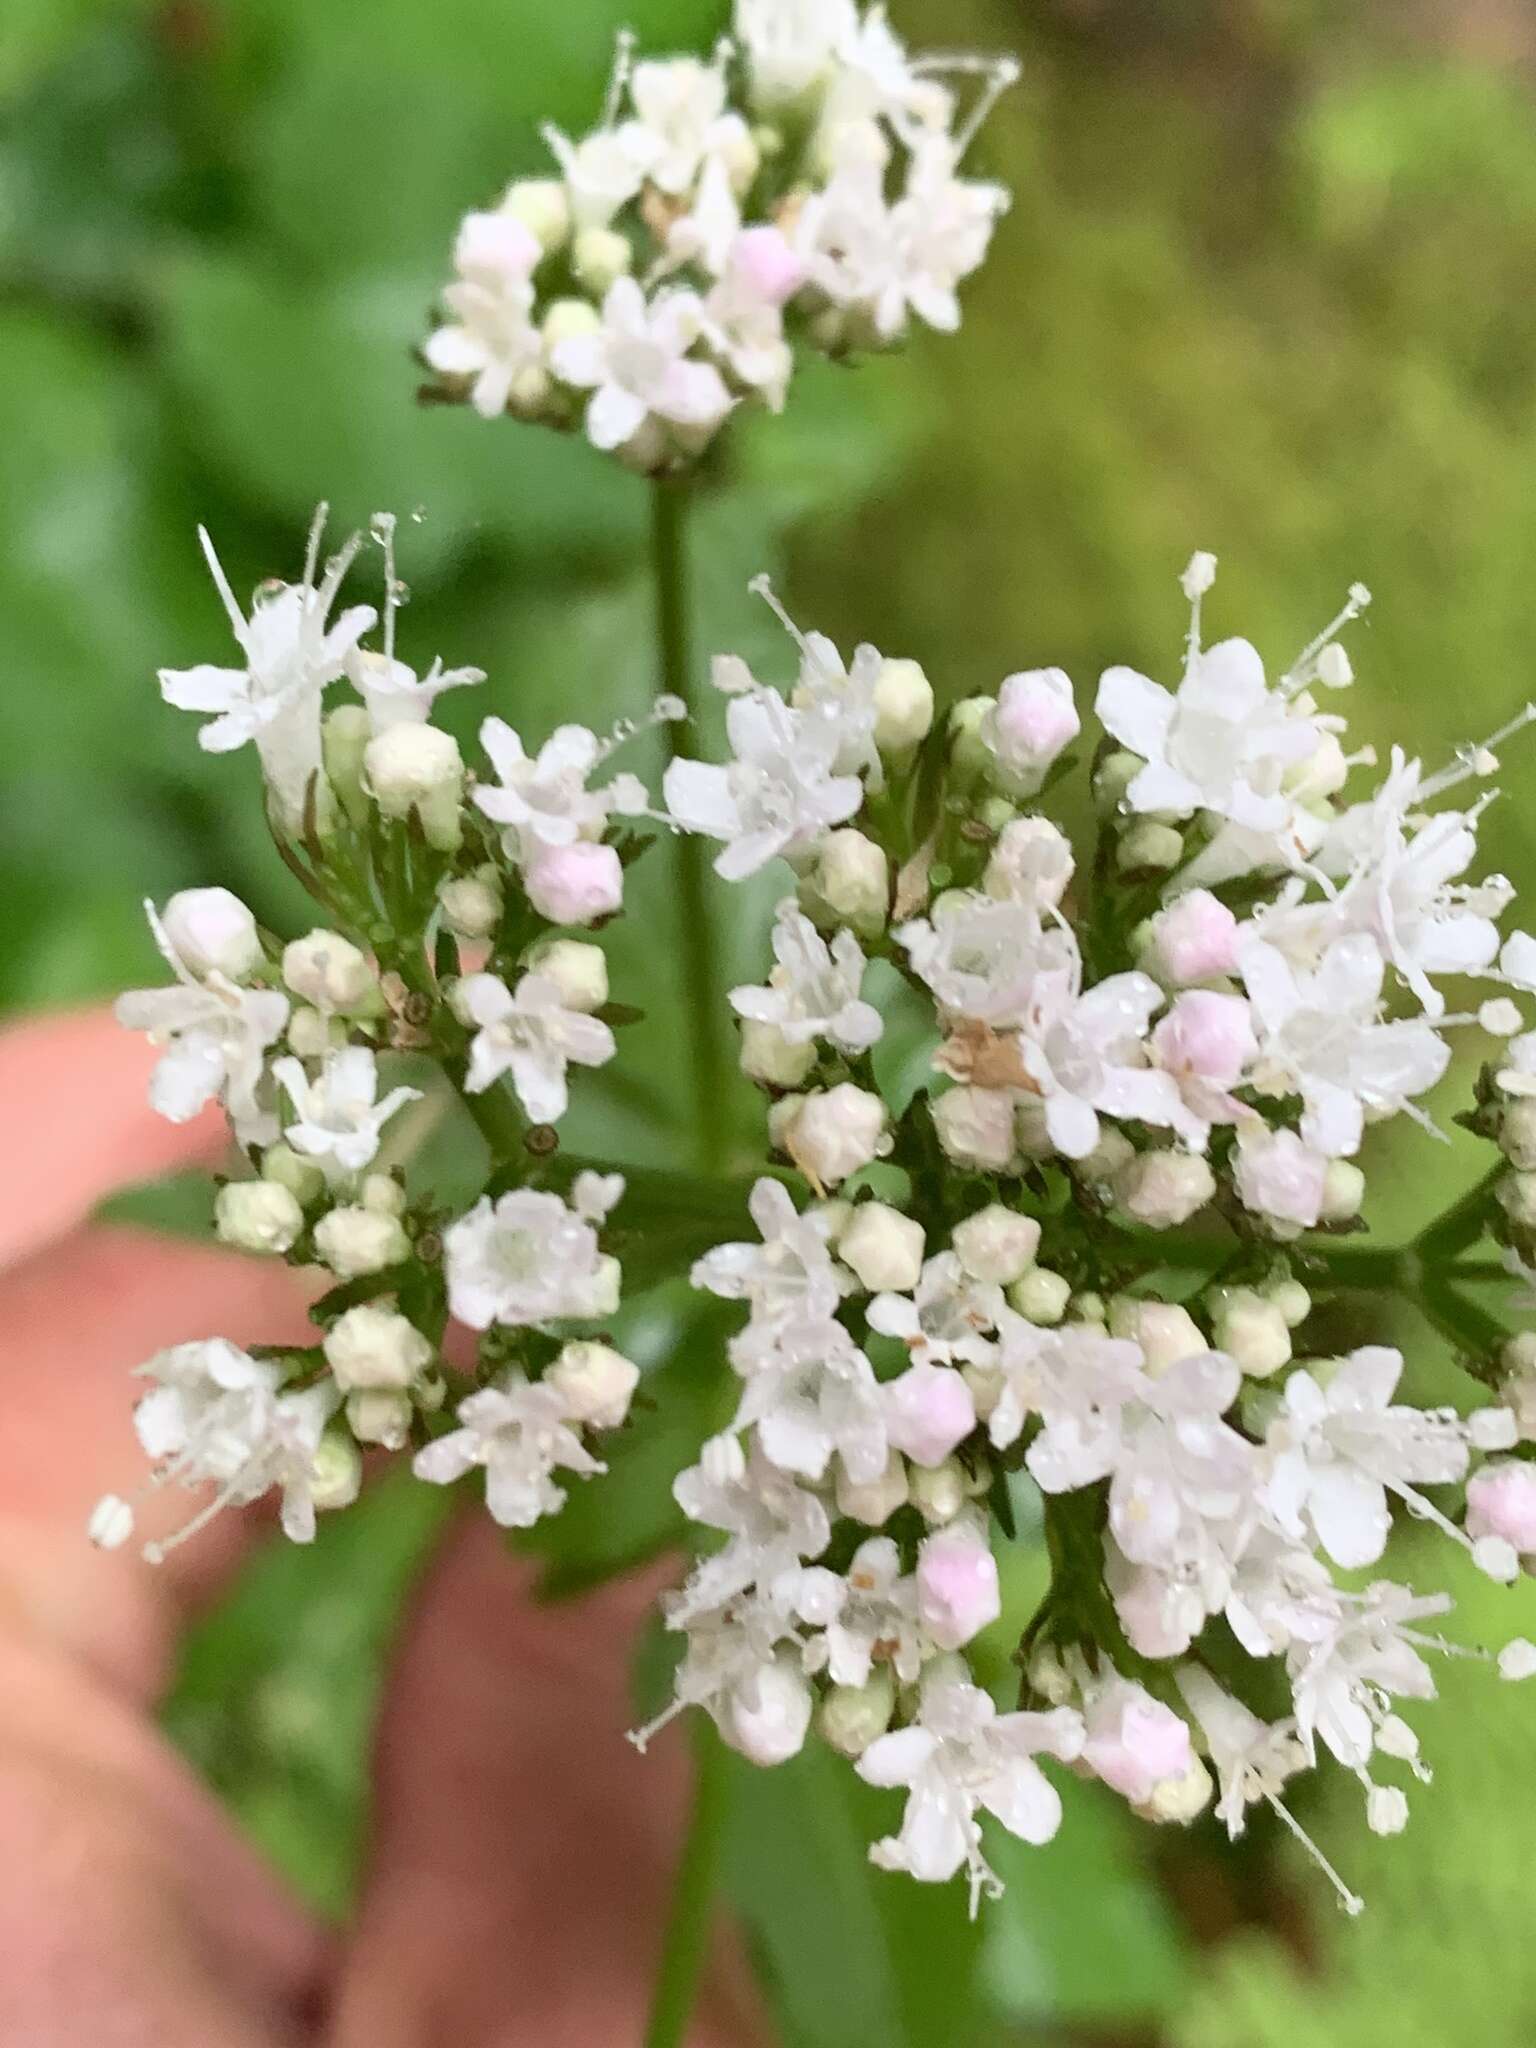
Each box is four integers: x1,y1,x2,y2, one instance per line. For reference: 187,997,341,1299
8,0,1536,2041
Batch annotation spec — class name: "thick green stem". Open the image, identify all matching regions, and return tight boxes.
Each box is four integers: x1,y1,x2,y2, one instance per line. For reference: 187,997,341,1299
1416,1161,1504,1259
652,480,730,1175
643,1721,729,2048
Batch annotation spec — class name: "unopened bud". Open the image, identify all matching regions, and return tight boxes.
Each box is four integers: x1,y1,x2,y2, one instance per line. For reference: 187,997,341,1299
983,816,1074,909
1211,1287,1292,1378
1143,1756,1213,1826
1319,1159,1366,1225
836,1449,909,1526
439,869,503,940
323,704,372,819
323,1304,433,1391
314,1205,410,1279
89,1494,135,1552
524,841,624,926
781,1084,887,1189
1009,1267,1071,1326
839,1202,925,1292
361,1172,408,1217
1145,889,1240,986
952,1203,1040,1285
909,1457,968,1526
283,930,375,1014
883,1363,976,1468
309,1430,363,1514
215,1179,303,1255
161,888,263,981
288,1005,345,1057
989,668,1080,791
1115,1150,1216,1230
1108,1298,1207,1375
1117,820,1184,875
932,1085,1018,1173
818,1670,896,1757
502,176,571,252
740,1018,817,1088
547,1340,639,1429
262,1142,326,1206
571,229,632,294
527,937,609,1013
726,1655,812,1766
916,1525,1001,1649
871,658,934,753
346,1388,413,1449
815,829,889,932
365,725,464,851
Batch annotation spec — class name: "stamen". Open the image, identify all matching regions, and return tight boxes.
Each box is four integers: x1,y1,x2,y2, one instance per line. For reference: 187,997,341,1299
197,525,247,639
302,501,330,589
628,1694,689,1755
602,28,638,129
371,511,401,664
142,1473,249,1565
1419,703,1536,802
1281,582,1372,697
1266,1792,1364,1916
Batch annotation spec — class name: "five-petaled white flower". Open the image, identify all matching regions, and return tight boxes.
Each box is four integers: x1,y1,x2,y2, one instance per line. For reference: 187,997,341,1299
474,717,629,856
455,970,616,1123
274,1047,423,1177
552,278,734,455
665,691,864,879
413,1373,605,1528
731,900,882,1054
444,1184,620,1331
346,648,485,732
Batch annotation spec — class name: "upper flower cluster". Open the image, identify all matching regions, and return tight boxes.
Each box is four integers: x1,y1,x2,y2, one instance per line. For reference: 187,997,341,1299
646,554,1536,1908
421,1,1017,471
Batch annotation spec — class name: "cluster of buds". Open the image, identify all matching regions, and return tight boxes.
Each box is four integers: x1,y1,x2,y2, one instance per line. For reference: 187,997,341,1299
644,555,1536,1908
95,509,665,1557
420,1,1017,471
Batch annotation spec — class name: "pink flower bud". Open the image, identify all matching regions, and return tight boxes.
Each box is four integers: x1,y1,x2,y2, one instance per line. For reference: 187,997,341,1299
1149,890,1240,985
1152,990,1256,1089
1467,1460,1536,1556
524,842,624,926
729,226,805,307
993,668,1080,776
916,1528,1001,1649
1233,1127,1327,1231
1083,1684,1193,1804
883,1362,976,1468
455,210,541,284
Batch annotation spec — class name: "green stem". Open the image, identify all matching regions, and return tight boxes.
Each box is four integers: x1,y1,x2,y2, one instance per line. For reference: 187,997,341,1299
652,479,730,1175
643,1720,729,2048
1416,1161,1504,1259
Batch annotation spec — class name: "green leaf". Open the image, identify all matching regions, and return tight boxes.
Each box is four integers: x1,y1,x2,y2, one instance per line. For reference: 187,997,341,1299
95,1167,219,1241
868,958,942,1119
162,1470,454,1918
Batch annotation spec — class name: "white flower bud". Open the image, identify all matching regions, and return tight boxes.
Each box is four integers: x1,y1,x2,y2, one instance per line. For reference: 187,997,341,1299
1070,1291,1107,1325
361,1172,408,1217
161,887,263,981
309,1431,363,1514
546,1340,639,1429
740,1018,817,1088
1286,730,1349,806
1093,748,1142,814
588,1254,623,1319
345,1388,413,1450
542,296,603,351
1142,1757,1213,1826
989,668,1080,790
1108,1298,1207,1376
365,725,464,851
983,816,1074,909
323,703,371,816
502,176,571,251
962,1360,1005,1420
952,1203,1040,1285
871,658,934,753
262,1142,326,1206
782,1084,887,1189
838,1202,925,1292
283,929,375,1014
527,938,609,1014
725,1654,812,1766
572,228,632,294
818,1671,896,1758
1499,1171,1536,1230
1009,1268,1071,1326
1211,1287,1292,1378
933,1085,1019,1173
439,870,503,940
314,1205,410,1280
836,1449,909,1526
1319,1159,1366,1224
815,829,890,932
323,1304,433,1391
813,1198,854,1244
1117,821,1184,875
1115,1150,1216,1230
89,1494,135,1551
909,1457,968,1526
1264,1277,1313,1329
215,1179,303,1255
1315,642,1353,689
288,1005,345,1058
1077,1127,1136,1190
1500,1102,1536,1178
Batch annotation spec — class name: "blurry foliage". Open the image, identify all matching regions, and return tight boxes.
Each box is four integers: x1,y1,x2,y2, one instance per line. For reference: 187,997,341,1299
10,0,1536,2039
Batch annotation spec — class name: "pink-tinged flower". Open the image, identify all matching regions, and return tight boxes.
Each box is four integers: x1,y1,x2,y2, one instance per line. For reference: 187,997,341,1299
916,1526,1001,1649
524,842,625,926
1147,890,1240,985
882,1362,976,1468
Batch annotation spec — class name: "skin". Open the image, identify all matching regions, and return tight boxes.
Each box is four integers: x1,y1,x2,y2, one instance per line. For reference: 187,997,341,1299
0,1009,760,2047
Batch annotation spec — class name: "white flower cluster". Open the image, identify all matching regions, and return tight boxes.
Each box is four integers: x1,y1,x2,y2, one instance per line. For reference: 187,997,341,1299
97,513,655,1558
422,1,1017,470
647,555,1536,1908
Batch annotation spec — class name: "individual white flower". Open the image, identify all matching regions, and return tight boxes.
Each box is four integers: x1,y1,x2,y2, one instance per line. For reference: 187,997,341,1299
868,1252,1002,1373
159,518,376,825
118,1339,340,1553
1287,1581,1449,1774
734,0,858,107
883,142,1010,337
670,1434,832,1624
857,1677,1084,1904
1104,1351,1256,1586
552,278,733,456
117,901,290,1145
425,260,546,421
345,648,485,732
1239,932,1450,1158
274,1048,423,1178
444,1185,619,1331
665,691,864,880
730,900,882,1054
693,1177,851,1329
983,817,1075,910
1263,1347,1474,1571
732,1315,888,1485
1096,636,1320,843
899,896,1076,1029
473,718,616,855
542,122,649,230
1016,970,1196,1161
1174,1666,1306,1842
621,55,750,197
991,1319,1147,1484
413,1373,604,1528
452,970,616,1123
799,1537,927,1688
